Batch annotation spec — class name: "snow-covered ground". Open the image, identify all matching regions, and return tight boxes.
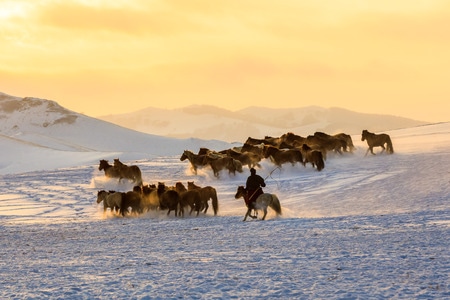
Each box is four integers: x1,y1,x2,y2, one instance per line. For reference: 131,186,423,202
1,122,449,299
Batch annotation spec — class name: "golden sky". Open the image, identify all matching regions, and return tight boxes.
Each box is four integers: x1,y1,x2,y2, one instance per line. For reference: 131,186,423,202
1,0,449,122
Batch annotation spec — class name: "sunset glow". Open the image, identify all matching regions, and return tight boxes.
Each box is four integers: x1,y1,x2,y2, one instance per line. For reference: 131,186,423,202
1,0,449,122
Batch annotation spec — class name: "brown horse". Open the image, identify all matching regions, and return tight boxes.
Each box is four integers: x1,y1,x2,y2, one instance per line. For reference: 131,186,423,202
157,182,181,217
112,159,143,186
301,144,325,171
180,150,208,175
263,146,304,167
280,132,306,148
140,184,160,212
226,148,262,169
306,134,347,157
314,132,354,152
187,181,219,215
203,155,243,177
361,130,394,156
234,186,282,221
175,182,203,216
120,190,142,216
99,160,121,179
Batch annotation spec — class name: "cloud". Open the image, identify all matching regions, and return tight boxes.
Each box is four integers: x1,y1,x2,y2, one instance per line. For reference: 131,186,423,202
33,1,205,36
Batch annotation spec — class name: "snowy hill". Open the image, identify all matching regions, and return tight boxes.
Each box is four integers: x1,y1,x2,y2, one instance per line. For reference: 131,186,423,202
0,92,232,174
98,104,427,142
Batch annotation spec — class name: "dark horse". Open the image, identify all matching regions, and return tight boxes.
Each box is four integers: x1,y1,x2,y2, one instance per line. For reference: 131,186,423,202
187,181,219,215
235,186,282,221
175,182,203,216
361,130,394,156
180,150,208,175
113,159,143,186
301,144,325,171
99,159,142,186
263,146,304,167
157,182,181,217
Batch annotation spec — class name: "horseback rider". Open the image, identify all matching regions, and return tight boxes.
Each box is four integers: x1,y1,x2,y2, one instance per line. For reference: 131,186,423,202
245,168,266,210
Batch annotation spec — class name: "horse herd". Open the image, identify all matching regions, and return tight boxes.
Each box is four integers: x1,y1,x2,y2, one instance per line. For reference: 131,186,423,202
96,130,393,220
181,129,394,177
96,178,219,218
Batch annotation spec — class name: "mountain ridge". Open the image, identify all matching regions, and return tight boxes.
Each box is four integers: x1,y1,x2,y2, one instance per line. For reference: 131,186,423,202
98,103,427,142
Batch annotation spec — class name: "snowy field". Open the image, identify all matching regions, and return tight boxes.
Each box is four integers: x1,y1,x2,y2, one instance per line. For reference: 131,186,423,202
1,123,449,299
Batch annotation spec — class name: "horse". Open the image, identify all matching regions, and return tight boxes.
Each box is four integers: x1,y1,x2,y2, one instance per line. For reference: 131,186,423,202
226,149,261,169
187,181,219,215
301,144,325,171
96,190,122,214
334,133,355,152
314,132,354,152
140,184,160,212
279,132,306,148
175,182,203,216
203,155,243,177
180,150,208,175
263,146,304,167
113,159,143,186
241,143,265,158
120,190,142,216
157,183,181,217
306,134,346,157
98,160,121,179
234,186,282,221
361,130,394,156
244,136,282,147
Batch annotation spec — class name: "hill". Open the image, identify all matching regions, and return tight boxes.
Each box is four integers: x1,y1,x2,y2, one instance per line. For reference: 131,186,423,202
98,104,427,142
0,92,231,174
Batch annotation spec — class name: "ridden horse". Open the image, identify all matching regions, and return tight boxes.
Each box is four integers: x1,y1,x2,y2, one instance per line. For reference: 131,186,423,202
263,146,304,167
113,159,143,186
174,182,203,217
180,150,208,175
361,130,394,156
187,181,219,215
96,190,122,214
234,186,282,221
203,155,243,177
301,144,325,171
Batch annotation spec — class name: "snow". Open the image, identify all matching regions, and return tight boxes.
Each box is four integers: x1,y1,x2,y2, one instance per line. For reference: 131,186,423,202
1,101,449,298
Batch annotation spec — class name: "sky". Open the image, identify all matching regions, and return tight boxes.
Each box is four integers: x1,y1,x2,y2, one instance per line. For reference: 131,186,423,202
1,0,449,122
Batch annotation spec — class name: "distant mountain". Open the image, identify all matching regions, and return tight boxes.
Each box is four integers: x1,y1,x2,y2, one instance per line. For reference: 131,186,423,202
0,92,232,174
98,104,427,143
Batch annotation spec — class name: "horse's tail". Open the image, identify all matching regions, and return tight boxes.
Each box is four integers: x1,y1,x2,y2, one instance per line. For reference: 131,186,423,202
270,194,282,216
316,152,325,171
210,187,219,216
386,136,394,154
134,166,143,186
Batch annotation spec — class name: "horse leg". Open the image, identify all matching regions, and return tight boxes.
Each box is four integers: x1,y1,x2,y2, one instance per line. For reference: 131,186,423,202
243,208,252,221
262,208,268,220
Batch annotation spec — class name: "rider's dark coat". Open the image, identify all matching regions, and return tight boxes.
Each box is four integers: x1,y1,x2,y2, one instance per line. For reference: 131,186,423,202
245,174,266,207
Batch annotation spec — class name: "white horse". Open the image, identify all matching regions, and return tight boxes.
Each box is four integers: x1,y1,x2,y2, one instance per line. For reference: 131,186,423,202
234,186,282,221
